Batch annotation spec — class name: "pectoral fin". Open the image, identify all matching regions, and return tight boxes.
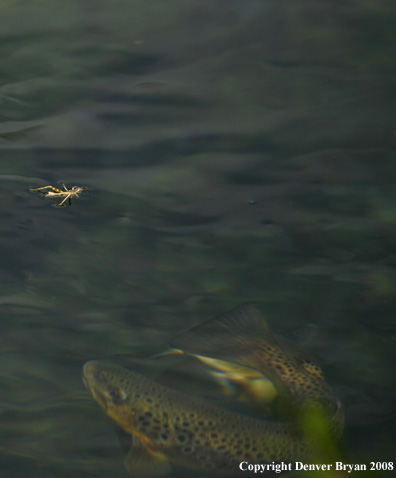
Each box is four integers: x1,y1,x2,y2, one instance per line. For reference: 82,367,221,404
124,435,171,478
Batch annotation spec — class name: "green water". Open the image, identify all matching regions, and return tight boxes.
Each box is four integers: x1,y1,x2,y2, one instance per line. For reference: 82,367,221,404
1,1,396,477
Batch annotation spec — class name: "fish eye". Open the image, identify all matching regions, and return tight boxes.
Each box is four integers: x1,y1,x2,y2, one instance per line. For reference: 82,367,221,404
106,385,127,402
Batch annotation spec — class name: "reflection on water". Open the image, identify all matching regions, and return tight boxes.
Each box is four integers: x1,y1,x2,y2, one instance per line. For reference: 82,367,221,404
1,0,396,477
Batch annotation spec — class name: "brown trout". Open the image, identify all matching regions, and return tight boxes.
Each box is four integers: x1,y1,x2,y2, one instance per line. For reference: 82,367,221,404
82,303,343,476
171,303,343,428
83,360,313,477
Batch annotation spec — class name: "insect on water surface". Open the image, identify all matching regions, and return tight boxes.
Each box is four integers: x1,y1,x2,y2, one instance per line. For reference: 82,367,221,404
30,183,87,206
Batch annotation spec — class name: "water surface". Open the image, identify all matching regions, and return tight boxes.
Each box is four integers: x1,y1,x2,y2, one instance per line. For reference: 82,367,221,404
1,1,396,477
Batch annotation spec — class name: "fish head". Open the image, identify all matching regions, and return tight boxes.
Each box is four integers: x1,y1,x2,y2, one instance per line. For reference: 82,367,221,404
83,361,174,477
82,361,145,432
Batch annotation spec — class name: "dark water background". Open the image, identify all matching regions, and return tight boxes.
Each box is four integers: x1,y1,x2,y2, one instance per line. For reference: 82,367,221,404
1,1,396,477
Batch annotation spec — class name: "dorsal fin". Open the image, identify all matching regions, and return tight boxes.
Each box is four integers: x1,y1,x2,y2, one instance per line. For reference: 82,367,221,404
171,303,277,362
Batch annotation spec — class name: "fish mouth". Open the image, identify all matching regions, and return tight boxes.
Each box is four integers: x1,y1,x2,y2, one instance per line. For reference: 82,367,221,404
82,360,99,389
83,360,100,379
82,361,109,411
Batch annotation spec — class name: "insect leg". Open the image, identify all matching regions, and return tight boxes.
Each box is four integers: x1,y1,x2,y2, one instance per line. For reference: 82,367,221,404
59,194,72,206
31,185,63,193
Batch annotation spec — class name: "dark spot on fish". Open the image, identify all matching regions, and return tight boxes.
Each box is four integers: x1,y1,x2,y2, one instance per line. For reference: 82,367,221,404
177,434,186,443
146,398,153,404
144,412,152,418
160,433,168,441
183,446,192,454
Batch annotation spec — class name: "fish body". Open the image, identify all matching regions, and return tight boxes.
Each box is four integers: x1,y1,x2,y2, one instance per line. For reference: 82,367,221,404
83,361,312,477
171,303,343,429
83,303,343,476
